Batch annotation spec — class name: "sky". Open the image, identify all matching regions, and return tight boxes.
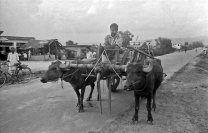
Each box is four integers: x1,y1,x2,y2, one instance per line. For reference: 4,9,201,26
0,0,208,45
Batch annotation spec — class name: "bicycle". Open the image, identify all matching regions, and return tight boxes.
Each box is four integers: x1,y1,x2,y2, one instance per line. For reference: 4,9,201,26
0,61,32,88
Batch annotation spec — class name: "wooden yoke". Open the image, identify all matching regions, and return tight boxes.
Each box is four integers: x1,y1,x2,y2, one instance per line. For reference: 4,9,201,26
64,63,126,72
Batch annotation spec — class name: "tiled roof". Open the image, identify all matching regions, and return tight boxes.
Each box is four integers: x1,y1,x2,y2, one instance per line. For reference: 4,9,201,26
64,45,92,47
24,39,62,49
0,36,35,41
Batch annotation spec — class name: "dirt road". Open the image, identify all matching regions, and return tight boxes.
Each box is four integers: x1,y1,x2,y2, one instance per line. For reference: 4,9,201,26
0,49,202,133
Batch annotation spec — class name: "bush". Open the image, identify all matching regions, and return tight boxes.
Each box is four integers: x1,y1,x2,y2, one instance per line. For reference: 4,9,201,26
188,41,204,50
153,37,175,56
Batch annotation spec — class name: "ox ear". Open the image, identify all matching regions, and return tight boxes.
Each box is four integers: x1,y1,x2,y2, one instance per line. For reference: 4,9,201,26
142,61,153,72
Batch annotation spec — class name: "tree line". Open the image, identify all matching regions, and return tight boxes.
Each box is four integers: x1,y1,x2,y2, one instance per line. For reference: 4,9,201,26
65,31,204,57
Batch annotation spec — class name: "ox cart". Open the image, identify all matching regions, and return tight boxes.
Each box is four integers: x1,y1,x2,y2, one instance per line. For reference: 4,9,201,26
61,43,155,114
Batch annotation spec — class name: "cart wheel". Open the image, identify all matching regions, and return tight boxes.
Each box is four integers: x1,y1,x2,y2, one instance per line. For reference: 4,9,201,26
107,76,120,92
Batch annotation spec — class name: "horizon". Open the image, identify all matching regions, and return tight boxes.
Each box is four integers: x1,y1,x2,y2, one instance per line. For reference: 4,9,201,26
1,33,207,46
0,0,208,45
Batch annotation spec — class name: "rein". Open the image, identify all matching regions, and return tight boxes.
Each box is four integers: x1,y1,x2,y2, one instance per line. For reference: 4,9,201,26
60,68,80,89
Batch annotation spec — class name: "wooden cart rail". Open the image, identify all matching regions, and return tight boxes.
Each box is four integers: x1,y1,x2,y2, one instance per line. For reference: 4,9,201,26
61,63,126,72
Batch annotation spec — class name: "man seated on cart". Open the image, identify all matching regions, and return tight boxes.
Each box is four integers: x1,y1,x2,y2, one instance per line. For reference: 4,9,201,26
101,23,153,64
103,23,123,47
101,23,124,63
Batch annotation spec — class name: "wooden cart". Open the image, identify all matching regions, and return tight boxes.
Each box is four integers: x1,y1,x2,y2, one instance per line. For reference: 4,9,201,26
65,44,155,113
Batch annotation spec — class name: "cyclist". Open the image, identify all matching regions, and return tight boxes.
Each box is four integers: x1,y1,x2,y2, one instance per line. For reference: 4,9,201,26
7,47,19,75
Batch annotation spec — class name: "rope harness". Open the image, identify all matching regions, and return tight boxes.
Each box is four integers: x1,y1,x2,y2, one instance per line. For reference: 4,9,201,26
60,68,80,89
84,48,124,87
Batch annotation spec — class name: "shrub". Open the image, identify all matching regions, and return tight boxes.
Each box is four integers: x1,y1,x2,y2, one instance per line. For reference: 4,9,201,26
153,37,175,56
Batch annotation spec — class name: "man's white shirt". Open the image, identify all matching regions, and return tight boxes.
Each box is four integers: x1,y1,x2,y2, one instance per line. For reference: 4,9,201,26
7,52,19,65
86,51,93,59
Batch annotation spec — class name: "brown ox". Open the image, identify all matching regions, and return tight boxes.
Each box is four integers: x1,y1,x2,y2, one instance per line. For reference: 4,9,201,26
40,61,96,112
125,59,163,124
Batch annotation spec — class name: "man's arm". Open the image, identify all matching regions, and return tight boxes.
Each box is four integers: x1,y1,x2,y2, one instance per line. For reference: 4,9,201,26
116,34,123,47
7,53,10,62
103,35,110,46
16,53,19,61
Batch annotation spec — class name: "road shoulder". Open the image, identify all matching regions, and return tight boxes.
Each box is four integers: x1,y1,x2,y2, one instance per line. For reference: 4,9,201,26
98,54,208,133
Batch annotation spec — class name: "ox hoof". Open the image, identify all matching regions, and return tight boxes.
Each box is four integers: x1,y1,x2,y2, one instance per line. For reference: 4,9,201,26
97,97,101,101
86,97,91,101
131,120,138,124
78,109,84,112
131,117,138,124
147,117,153,124
152,104,156,112
147,120,153,125
78,106,84,112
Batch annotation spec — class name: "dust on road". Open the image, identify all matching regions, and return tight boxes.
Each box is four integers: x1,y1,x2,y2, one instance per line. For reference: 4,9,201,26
100,54,208,133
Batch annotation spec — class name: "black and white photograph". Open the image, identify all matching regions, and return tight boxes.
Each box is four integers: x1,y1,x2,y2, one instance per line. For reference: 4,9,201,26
0,0,208,133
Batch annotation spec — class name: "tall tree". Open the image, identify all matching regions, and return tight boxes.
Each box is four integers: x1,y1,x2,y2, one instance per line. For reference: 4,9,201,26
119,30,134,47
190,41,204,49
66,40,78,46
154,37,174,55
184,41,189,46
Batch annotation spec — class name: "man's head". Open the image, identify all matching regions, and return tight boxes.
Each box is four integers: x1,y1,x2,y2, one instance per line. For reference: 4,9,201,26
10,47,15,53
110,23,118,37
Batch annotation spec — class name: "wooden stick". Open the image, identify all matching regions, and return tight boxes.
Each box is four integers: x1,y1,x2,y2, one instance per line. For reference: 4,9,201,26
81,74,96,77
96,73,102,114
65,63,127,72
108,78,112,114
127,46,155,59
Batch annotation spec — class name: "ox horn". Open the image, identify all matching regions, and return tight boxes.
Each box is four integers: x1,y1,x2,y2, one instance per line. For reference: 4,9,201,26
142,61,153,72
